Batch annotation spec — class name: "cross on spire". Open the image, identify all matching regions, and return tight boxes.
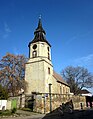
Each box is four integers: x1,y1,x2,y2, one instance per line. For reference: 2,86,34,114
38,15,42,28
39,14,41,19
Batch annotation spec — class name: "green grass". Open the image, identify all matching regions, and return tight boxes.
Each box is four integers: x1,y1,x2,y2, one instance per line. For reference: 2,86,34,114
0,110,11,116
21,107,33,111
0,108,17,116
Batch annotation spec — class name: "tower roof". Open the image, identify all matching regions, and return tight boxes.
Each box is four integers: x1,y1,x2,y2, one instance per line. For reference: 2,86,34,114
28,17,51,47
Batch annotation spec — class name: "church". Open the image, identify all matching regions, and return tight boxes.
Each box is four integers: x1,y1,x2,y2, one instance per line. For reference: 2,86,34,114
25,18,70,95
23,18,86,113
1,18,86,113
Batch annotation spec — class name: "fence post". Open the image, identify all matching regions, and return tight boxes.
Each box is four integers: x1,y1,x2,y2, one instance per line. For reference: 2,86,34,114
49,83,52,112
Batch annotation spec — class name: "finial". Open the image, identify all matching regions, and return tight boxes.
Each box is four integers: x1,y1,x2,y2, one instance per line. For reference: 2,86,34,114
39,14,41,20
38,15,42,27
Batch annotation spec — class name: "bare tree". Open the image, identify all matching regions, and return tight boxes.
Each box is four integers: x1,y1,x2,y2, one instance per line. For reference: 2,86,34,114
61,66,93,94
0,53,27,96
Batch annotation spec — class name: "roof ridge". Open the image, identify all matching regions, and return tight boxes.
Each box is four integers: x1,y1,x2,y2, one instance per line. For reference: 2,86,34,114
53,70,69,86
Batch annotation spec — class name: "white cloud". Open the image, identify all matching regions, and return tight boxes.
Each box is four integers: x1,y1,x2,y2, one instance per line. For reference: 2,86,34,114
72,54,93,72
65,36,77,45
74,54,93,66
2,22,12,39
65,30,93,45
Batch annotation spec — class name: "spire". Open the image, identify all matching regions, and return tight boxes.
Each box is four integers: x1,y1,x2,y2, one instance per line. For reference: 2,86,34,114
29,16,51,47
34,15,46,35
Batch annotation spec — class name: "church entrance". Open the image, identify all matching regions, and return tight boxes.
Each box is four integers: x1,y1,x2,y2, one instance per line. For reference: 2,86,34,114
25,94,35,111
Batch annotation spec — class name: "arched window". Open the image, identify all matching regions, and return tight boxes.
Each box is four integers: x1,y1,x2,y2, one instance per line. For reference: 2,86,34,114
32,51,37,58
60,84,62,94
48,67,50,74
63,87,65,94
48,53,50,60
47,47,49,51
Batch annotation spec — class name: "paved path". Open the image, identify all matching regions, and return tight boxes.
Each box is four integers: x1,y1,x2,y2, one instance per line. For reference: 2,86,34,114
0,110,45,119
0,114,45,119
0,109,93,119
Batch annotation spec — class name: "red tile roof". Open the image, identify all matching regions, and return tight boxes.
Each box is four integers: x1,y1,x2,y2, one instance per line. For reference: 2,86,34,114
79,89,91,94
53,71,69,86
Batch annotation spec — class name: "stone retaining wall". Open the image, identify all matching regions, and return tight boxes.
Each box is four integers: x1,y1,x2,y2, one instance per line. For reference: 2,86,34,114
33,93,86,113
6,94,86,114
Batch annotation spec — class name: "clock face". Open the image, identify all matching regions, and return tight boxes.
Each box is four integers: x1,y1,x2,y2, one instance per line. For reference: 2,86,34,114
33,44,37,49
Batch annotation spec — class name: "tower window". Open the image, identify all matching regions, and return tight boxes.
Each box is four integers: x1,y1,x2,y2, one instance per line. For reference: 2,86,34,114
48,67,50,74
48,53,50,60
32,51,37,58
47,47,49,51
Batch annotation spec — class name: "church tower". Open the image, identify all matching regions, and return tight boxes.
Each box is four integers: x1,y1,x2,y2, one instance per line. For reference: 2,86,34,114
25,18,53,94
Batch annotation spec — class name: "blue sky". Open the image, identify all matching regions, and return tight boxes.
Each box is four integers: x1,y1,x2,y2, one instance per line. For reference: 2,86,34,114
0,0,93,75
